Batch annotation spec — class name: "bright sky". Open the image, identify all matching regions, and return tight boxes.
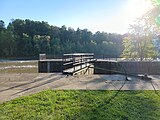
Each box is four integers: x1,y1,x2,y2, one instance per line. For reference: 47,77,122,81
1,0,152,34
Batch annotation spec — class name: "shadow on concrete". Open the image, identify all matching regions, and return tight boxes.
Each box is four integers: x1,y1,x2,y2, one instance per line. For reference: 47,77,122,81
84,74,160,91
12,75,65,95
0,74,61,93
80,75,126,90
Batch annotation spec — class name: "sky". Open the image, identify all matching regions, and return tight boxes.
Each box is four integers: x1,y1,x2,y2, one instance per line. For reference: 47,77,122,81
1,0,153,34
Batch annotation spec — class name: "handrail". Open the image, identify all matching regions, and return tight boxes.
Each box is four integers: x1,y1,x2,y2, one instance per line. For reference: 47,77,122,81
63,53,94,56
63,53,94,74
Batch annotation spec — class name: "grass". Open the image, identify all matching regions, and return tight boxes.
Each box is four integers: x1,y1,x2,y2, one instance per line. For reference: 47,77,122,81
0,90,160,120
0,61,38,73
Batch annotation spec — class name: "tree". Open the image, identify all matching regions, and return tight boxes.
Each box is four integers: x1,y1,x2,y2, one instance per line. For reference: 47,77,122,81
122,21,157,60
142,0,160,58
50,38,61,56
33,35,51,54
121,0,160,60
0,30,16,57
0,20,5,32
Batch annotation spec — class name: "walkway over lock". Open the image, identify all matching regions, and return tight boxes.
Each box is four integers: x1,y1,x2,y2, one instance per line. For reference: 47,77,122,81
62,53,95,75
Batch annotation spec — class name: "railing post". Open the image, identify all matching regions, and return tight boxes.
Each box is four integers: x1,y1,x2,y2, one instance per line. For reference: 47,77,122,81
73,55,75,72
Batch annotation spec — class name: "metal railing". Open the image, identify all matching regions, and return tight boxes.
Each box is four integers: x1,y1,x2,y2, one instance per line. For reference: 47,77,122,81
63,53,94,75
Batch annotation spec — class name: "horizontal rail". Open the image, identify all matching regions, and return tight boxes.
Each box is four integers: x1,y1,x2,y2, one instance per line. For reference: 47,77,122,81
63,53,94,56
63,53,94,74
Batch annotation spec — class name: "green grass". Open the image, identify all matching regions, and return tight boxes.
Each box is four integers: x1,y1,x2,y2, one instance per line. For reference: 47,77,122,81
0,61,38,73
0,90,160,120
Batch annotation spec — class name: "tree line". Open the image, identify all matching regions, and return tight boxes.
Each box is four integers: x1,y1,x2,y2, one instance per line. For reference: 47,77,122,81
0,19,124,58
0,0,159,60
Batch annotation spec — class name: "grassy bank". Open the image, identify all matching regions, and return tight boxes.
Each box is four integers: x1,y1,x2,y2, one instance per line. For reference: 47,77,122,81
0,61,38,73
0,90,160,120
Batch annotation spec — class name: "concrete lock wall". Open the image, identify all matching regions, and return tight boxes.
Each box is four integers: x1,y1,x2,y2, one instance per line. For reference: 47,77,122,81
38,60,62,73
94,61,160,75
119,61,160,75
38,60,160,75
94,61,118,74
38,60,94,75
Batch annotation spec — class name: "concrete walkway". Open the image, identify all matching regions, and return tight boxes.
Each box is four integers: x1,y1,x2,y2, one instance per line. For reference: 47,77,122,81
0,73,160,103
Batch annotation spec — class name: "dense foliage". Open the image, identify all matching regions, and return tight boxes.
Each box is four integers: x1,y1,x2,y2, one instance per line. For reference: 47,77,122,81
0,19,124,58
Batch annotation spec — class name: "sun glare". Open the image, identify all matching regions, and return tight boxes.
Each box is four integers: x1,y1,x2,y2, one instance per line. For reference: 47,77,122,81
124,0,153,23
103,0,154,34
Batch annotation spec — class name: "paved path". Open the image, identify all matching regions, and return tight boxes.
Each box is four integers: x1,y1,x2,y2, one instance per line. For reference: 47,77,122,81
0,73,160,103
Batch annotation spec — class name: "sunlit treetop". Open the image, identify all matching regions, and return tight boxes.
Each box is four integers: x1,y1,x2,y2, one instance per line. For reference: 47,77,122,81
154,0,160,26
154,0,160,5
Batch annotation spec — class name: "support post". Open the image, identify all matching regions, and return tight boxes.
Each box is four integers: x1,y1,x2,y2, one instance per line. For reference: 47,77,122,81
47,61,50,73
